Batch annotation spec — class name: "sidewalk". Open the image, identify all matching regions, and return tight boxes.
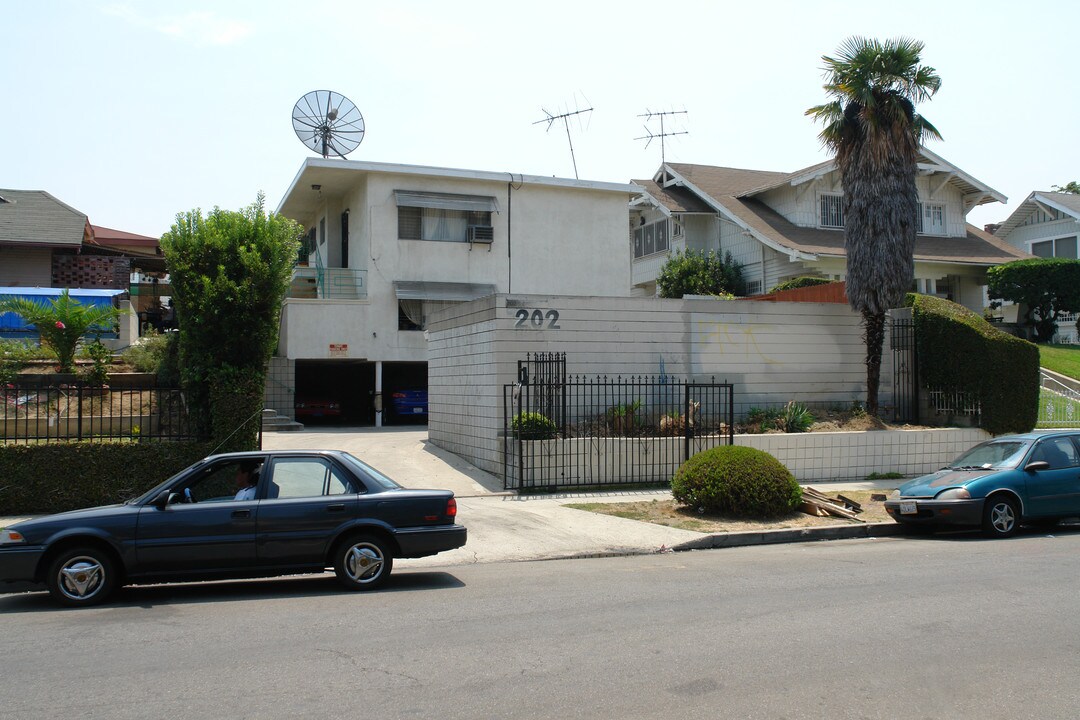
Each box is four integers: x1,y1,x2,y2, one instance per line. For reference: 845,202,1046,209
0,429,904,580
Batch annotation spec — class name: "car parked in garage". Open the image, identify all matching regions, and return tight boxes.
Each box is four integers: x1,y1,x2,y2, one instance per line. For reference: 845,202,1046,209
390,389,428,418
885,431,1080,538
0,450,466,606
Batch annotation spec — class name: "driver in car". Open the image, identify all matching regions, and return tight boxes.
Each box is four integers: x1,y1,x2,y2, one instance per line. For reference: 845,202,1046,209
234,460,260,501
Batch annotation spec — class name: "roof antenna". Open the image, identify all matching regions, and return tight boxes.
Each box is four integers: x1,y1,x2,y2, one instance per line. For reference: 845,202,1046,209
533,95,593,179
636,108,689,166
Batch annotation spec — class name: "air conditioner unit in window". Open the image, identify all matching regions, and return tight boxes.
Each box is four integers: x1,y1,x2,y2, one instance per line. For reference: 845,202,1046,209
467,225,494,243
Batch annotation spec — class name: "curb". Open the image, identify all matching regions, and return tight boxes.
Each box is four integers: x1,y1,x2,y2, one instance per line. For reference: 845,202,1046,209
674,521,905,551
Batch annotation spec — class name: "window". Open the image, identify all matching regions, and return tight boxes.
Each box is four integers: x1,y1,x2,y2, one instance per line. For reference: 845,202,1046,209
398,300,424,331
1031,236,1078,259
918,203,945,235
395,191,497,243
267,458,354,499
633,219,670,259
176,459,264,503
820,194,843,228
746,279,763,295
1031,437,1080,470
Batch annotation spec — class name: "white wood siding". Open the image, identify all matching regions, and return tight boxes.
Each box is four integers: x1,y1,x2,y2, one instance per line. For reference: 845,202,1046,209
1000,217,1080,254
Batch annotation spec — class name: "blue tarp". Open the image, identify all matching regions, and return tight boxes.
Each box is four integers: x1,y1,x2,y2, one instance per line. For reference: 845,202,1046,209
0,287,124,336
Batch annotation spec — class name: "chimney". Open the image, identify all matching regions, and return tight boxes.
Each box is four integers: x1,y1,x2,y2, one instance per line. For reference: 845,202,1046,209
984,223,1001,235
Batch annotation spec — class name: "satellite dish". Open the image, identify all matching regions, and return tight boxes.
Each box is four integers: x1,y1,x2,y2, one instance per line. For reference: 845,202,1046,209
292,90,365,159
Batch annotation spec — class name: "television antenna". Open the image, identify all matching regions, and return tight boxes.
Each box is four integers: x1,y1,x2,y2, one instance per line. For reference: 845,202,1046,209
635,108,688,166
533,99,593,179
292,90,365,159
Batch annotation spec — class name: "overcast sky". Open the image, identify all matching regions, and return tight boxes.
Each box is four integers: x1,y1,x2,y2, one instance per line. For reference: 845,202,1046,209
5,1,1078,239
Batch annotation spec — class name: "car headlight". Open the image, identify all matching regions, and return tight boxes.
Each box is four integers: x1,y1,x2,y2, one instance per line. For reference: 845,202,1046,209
887,489,902,500
935,487,972,501
0,528,26,545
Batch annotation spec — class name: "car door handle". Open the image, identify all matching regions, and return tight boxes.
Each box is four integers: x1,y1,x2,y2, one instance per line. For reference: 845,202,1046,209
326,503,345,513
232,509,251,519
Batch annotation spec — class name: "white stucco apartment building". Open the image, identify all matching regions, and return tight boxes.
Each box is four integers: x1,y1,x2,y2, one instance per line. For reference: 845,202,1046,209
271,158,638,426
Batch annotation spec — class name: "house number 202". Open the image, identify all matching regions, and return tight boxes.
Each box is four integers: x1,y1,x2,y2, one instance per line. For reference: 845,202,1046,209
514,309,560,329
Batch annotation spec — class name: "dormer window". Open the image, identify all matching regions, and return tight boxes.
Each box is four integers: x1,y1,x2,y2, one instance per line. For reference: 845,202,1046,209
819,194,844,229
918,203,946,235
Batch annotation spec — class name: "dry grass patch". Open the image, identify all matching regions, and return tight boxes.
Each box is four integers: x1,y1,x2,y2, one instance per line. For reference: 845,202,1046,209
565,490,894,534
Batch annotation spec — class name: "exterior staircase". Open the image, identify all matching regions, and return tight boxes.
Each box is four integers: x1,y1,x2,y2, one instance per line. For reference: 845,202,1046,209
262,408,304,432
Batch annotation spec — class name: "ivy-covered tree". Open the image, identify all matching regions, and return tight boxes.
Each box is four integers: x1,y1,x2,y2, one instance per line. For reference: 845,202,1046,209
160,193,301,449
656,249,743,298
986,258,1080,342
1051,181,1080,194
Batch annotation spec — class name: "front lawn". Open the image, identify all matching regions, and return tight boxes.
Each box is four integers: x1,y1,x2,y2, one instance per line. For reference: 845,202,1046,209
1039,344,1080,380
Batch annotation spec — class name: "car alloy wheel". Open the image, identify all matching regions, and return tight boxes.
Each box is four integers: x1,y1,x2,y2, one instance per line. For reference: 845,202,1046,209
333,535,393,591
46,548,117,607
982,495,1019,539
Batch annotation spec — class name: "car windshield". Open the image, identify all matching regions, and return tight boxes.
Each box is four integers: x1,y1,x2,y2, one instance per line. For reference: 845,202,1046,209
339,453,404,491
947,440,1030,470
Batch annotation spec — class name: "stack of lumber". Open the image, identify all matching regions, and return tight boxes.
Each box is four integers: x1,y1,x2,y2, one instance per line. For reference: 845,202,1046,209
800,487,863,521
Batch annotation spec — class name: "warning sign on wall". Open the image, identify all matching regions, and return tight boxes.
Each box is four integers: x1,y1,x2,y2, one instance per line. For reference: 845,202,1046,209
329,343,348,358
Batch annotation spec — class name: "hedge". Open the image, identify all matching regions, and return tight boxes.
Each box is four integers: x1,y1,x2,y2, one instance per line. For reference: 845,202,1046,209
907,293,1039,434
769,276,832,293
0,441,213,516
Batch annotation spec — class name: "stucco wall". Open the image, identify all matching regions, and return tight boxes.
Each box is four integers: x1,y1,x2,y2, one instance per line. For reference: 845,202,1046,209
427,293,895,476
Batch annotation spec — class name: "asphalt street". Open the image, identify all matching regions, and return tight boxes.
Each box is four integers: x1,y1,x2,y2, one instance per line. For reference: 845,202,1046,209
3,531,1079,720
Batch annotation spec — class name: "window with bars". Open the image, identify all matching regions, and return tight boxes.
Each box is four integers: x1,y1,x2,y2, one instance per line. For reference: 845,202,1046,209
819,194,843,228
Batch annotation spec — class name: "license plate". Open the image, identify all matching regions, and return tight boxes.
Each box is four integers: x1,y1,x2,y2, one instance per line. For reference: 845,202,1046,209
899,500,918,515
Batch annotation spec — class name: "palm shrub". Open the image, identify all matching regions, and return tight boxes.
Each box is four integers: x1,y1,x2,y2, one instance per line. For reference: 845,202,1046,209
672,445,802,519
776,401,815,433
0,291,122,373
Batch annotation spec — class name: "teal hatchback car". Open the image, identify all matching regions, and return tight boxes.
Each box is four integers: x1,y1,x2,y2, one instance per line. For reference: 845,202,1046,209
885,431,1080,538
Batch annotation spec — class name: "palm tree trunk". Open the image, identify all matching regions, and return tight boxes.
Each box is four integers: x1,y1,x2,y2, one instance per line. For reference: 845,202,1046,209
862,309,886,416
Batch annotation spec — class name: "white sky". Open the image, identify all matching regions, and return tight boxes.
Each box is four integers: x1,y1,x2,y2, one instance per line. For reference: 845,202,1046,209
4,0,1078,239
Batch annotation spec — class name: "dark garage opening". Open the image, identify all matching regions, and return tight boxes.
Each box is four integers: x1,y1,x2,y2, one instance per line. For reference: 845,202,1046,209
294,360,375,426
382,361,428,425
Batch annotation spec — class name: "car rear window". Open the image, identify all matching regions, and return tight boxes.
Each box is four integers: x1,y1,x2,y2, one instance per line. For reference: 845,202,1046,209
339,453,404,491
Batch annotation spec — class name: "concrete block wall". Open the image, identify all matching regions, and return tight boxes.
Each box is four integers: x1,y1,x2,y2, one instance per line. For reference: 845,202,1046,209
427,293,900,478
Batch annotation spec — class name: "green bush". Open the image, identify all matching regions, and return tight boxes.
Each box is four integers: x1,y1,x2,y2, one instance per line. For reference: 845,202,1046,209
512,412,558,439
907,293,1039,434
776,401,815,433
122,331,173,374
0,340,43,383
657,249,743,298
671,445,802,519
0,441,213,515
769,276,832,293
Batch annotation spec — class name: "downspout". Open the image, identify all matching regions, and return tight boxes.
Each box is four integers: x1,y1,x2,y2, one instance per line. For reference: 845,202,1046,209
506,174,522,293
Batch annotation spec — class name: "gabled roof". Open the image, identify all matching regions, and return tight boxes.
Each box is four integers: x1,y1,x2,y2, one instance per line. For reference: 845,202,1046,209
635,153,1023,266
0,189,90,248
994,191,1080,238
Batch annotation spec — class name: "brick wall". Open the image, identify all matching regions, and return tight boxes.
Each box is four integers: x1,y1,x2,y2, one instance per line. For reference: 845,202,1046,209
52,255,131,289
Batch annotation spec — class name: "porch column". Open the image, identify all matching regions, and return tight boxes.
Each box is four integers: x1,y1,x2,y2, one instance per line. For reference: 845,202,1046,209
375,360,383,428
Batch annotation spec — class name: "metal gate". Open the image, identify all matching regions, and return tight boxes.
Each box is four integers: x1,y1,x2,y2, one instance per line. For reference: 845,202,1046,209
891,317,919,423
502,354,734,491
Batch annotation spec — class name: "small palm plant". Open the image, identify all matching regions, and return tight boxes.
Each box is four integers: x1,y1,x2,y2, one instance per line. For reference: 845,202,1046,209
0,291,122,373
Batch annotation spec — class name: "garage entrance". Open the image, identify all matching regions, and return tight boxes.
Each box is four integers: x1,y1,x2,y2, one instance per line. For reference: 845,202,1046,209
294,360,375,426
382,361,428,426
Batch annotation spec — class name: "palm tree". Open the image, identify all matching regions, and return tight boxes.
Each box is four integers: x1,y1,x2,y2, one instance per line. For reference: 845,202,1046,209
806,36,942,416
0,290,121,373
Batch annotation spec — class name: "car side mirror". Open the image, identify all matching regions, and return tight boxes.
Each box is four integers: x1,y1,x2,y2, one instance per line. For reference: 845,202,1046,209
152,490,176,509
1024,460,1050,472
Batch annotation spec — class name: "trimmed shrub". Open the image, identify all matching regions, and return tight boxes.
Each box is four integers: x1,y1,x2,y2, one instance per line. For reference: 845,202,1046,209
512,412,557,439
671,445,802,519
769,276,832,293
656,249,743,298
907,293,1039,434
0,441,213,515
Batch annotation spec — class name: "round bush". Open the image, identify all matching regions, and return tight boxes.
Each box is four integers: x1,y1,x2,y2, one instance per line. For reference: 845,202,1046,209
512,412,557,439
671,446,802,519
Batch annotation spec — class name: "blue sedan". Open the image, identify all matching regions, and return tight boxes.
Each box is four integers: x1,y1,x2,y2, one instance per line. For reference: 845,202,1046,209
885,431,1080,538
0,450,466,607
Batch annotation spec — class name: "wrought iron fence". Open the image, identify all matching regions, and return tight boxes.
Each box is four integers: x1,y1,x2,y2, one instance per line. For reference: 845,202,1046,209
1038,372,1080,428
891,317,919,423
503,354,734,490
1,380,196,443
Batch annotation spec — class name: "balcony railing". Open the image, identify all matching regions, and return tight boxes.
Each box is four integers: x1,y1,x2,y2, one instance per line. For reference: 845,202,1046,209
289,266,367,300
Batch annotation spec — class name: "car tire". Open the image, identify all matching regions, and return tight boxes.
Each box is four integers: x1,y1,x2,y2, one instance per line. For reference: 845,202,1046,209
333,534,393,591
45,546,117,607
982,495,1020,539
